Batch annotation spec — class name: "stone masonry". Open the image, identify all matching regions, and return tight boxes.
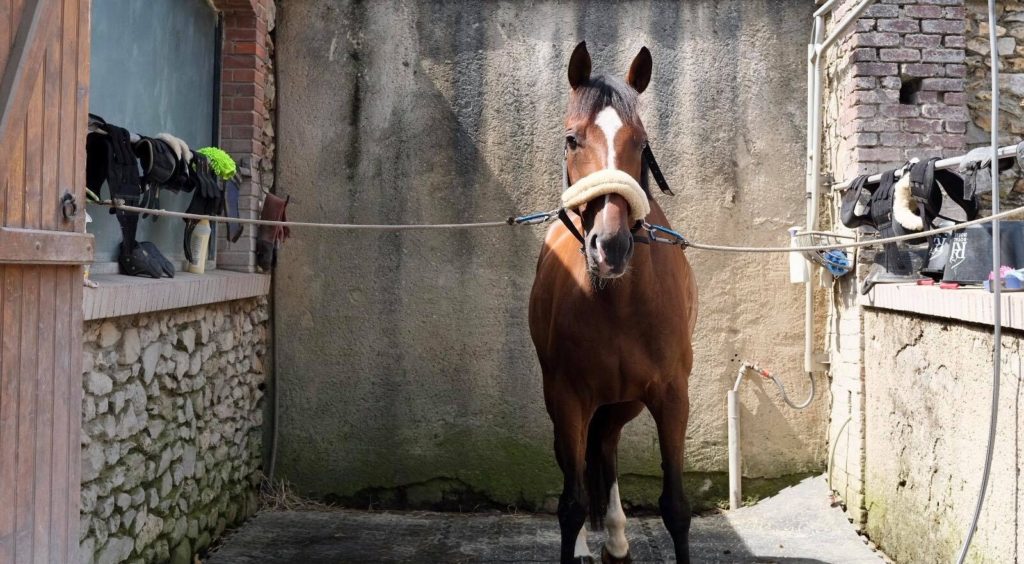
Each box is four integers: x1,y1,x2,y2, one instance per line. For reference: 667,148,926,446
965,0,1024,208
822,0,968,527
79,298,268,564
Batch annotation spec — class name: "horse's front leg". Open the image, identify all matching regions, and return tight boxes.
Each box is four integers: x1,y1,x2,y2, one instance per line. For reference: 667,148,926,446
547,386,595,564
646,382,692,563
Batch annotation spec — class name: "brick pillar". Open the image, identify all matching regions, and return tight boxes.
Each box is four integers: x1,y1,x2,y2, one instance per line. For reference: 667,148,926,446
821,0,967,528
838,0,968,179
212,0,276,272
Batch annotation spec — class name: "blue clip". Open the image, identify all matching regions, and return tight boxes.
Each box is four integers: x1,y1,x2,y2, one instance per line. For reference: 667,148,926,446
513,210,558,225
644,222,689,247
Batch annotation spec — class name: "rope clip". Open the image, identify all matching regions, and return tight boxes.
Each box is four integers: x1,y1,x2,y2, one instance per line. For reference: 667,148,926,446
643,221,690,248
511,209,560,226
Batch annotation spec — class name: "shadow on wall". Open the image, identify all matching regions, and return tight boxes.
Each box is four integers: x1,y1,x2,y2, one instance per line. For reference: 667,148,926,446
272,0,820,511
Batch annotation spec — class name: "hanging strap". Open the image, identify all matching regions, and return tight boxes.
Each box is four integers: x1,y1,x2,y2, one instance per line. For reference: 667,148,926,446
642,144,674,196
869,169,913,276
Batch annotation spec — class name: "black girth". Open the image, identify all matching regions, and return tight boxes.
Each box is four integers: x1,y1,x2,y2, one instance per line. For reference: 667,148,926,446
559,142,674,248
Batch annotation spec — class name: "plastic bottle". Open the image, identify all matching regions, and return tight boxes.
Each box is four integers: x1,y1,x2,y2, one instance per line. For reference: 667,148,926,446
186,220,212,274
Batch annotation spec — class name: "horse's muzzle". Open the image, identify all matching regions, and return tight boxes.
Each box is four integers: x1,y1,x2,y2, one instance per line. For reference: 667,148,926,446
588,231,634,278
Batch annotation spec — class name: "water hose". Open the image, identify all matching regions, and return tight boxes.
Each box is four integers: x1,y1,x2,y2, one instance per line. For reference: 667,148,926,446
956,0,1002,560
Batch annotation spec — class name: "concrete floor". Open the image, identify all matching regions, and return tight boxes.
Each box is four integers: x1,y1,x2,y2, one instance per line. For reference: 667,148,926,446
207,476,885,563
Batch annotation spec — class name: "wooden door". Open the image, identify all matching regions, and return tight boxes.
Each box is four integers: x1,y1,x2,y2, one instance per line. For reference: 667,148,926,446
0,0,92,562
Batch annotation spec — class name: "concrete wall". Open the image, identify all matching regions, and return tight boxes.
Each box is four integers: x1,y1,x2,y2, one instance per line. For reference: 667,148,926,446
80,299,268,564
862,310,1023,563
274,0,825,510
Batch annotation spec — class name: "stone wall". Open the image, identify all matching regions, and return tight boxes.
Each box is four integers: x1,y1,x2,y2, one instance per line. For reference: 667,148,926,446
79,298,268,564
965,0,1024,208
862,309,1024,562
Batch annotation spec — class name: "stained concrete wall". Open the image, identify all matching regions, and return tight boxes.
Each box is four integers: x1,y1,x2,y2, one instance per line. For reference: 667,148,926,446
274,0,825,510
863,310,1024,563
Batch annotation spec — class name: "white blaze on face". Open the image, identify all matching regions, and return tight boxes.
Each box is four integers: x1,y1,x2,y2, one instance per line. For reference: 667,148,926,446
594,106,624,170
574,525,592,558
593,106,626,255
604,482,629,558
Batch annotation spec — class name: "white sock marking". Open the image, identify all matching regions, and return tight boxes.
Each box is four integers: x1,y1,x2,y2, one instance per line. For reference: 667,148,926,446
574,525,592,558
605,482,629,558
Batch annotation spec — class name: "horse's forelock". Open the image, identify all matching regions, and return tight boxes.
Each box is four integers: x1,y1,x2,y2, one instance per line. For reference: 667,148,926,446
567,75,643,131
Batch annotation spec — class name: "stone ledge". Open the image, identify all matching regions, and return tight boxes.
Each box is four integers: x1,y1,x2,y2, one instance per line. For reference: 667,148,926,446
859,282,1024,331
84,271,270,321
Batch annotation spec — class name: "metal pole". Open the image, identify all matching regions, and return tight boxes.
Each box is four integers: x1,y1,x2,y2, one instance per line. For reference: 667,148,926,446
728,390,742,510
817,0,878,56
813,0,842,19
831,143,1019,191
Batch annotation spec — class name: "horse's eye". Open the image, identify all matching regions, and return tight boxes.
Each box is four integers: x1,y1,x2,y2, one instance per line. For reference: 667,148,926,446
565,134,579,150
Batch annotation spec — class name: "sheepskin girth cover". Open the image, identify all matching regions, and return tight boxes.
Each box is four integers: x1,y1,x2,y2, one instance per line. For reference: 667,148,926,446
561,169,651,223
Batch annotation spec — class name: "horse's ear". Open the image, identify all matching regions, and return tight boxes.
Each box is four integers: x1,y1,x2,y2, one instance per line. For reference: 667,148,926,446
627,46,652,94
568,41,591,90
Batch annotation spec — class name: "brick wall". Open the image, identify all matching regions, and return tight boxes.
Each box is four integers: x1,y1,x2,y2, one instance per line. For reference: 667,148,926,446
832,0,968,180
213,0,276,273
821,0,969,528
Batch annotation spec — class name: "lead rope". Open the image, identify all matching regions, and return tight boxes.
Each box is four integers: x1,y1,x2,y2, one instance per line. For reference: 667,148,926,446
89,197,1024,254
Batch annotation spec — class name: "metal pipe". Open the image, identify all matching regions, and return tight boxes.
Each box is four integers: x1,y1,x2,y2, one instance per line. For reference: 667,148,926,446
813,0,841,19
831,143,1019,191
728,388,742,510
957,1,1002,560
804,15,826,373
817,0,877,56
808,17,825,230
728,362,816,511
728,363,750,510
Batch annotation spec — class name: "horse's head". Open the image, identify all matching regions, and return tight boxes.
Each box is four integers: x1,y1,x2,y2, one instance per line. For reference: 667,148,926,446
562,41,652,279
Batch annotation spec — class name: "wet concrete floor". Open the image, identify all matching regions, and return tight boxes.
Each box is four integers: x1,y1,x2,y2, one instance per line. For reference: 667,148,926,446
207,476,886,563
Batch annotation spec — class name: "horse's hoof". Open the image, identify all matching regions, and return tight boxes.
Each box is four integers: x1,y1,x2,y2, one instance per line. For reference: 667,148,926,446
601,546,633,564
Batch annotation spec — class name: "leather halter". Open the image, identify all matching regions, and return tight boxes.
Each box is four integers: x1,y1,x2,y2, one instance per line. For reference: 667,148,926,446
559,142,674,249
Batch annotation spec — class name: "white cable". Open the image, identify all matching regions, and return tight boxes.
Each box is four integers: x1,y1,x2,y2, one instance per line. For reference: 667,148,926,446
957,1,1002,560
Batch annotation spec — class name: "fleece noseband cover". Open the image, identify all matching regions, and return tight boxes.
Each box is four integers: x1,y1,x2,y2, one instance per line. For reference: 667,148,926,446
561,168,651,223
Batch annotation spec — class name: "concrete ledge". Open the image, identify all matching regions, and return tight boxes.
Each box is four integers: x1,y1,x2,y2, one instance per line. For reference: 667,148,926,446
84,271,270,321
859,283,1024,331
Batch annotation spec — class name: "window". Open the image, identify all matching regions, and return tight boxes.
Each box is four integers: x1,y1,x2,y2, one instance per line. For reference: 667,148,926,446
87,0,219,272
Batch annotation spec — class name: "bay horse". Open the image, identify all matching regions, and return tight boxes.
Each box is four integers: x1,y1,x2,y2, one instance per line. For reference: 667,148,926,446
528,42,698,564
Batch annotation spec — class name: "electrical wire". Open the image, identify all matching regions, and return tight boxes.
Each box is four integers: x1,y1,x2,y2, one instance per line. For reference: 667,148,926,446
956,0,1003,560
